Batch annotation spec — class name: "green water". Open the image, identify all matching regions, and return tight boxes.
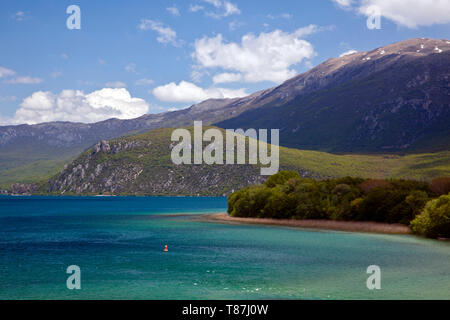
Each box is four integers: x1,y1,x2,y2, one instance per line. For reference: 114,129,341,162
0,196,449,299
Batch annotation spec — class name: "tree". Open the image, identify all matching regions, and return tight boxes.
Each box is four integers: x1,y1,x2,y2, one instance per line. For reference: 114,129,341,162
410,194,450,238
359,179,391,194
265,171,300,188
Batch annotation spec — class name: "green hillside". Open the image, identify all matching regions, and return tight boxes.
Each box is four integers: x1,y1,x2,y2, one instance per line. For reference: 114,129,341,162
18,127,447,196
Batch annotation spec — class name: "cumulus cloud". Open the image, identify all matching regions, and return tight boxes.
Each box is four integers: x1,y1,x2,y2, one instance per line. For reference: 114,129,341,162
6,88,149,125
334,0,450,28
339,49,358,57
152,80,247,103
139,19,182,47
192,26,318,84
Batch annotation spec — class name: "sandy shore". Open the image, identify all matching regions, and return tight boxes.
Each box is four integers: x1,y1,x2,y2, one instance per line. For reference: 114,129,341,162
199,213,411,235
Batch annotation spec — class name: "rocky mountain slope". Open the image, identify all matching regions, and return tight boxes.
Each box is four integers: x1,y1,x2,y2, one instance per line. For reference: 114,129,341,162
43,128,269,196
216,38,450,152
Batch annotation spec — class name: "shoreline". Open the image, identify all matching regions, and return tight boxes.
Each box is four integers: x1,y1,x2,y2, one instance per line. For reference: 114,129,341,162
198,213,411,235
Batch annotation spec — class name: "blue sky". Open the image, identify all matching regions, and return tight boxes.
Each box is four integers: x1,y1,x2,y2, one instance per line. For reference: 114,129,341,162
0,0,449,124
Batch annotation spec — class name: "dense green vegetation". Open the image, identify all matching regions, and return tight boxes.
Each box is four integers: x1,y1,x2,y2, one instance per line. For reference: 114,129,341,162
0,159,71,189
0,141,81,189
228,171,450,238
411,194,450,238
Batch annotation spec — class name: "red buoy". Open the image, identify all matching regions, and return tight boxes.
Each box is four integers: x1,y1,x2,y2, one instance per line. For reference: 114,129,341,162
164,245,168,252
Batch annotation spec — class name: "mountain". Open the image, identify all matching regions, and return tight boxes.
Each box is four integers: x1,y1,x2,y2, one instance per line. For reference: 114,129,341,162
38,127,449,196
216,38,450,152
1,38,449,188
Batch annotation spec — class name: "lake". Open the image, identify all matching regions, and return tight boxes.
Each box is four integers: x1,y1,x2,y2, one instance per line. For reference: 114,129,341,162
0,196,449,299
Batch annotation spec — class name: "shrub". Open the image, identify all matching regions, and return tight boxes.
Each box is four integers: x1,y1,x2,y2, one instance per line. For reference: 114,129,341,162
405,190,429,216
262,186,297,219
228,185,272,218
332,184,351,196
292,181,329,220
359,179,391,194
356,187,407,223
410,194,450,238
389,179,431,194
334,176,365,187
265,171,300,188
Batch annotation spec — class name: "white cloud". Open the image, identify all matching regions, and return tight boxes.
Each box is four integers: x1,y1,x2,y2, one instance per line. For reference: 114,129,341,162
198,0,241,18
192,26,318,84
189,4,204,12
7,88,149,125
0,95,17,102
222,1,240,16
267,13,293,19
334,0,450,28
332,0,353,7
228,20,244,31
203,0,222,7
213,72,242,84
167,6,180,16
304,61,314,70
0,66,44,84
50,71,62,78
152,80,247,103
105,81,127,88
135,78,154,86
125,62,137,73
0,66,16,78
4,76,44,84
139,19,182,47
339,49,358,57
190,67,209,83
12,11,26,21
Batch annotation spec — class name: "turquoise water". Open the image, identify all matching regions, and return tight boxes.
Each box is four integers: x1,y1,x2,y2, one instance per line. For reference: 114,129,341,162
0,196,449,300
